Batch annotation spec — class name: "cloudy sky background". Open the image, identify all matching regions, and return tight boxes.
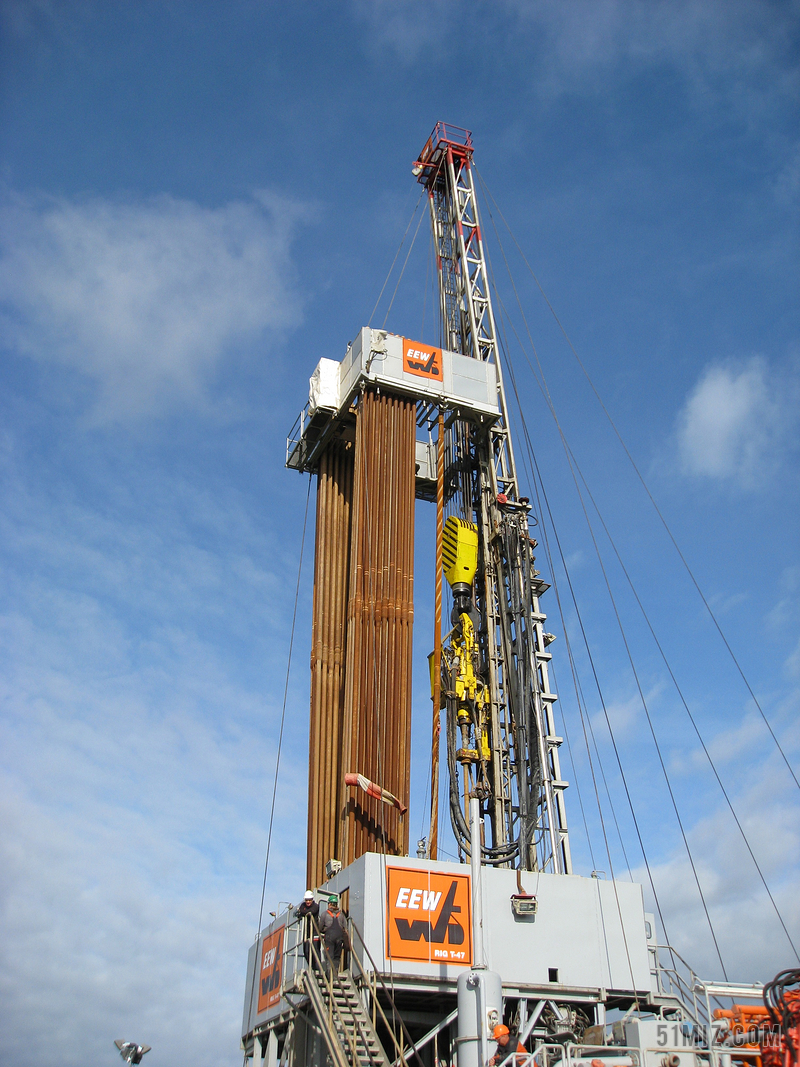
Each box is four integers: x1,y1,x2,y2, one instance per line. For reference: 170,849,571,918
1,1,798,1065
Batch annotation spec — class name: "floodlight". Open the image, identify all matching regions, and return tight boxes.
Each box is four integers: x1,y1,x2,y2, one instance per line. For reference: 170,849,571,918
115,1039,151,1064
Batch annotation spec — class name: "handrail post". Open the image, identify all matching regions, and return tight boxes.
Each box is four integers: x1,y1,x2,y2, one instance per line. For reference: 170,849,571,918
346,913,422,1067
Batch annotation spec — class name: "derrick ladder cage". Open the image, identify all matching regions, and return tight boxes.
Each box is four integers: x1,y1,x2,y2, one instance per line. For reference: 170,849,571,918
414,123,571,873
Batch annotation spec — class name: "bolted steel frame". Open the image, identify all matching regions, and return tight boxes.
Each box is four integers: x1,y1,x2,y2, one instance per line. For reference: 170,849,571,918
415,122,571,873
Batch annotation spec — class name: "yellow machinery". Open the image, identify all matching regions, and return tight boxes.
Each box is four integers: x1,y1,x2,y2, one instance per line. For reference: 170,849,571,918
439,517,490,770
442,515,478,588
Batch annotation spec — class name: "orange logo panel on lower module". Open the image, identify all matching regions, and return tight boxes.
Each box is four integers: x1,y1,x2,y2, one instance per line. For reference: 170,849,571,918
386,866,472,966
257,925,284,1013
403,338,442,380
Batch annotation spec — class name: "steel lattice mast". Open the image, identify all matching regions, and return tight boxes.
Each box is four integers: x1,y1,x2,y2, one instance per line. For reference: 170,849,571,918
414,123,572,873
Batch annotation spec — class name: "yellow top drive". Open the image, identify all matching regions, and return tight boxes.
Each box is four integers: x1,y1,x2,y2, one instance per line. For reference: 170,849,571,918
442,515,479,587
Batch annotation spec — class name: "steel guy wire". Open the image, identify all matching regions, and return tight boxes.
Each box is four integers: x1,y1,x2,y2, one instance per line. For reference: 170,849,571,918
492,270,638,878
484,189,796,966
382,202,427,329
244,474,312,1054
475,166,799,795
485,249,640,994
488,231,637,884
367,189,425,329
570,456,800,963
494,268,727,972
487,287,675,957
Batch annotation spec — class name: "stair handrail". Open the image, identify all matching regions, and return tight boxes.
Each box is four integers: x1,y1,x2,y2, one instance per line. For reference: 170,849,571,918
302,960,351,1067
344,930,407,1066
653,944,706,1026
280,910,389,1067
306,939,364,1067
336,969,389,1067
345,914,427,1067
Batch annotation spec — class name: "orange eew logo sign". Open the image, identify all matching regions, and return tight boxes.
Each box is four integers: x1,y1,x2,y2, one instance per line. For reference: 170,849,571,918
386,866,472,966
403,338,442,380
257,925,284,1013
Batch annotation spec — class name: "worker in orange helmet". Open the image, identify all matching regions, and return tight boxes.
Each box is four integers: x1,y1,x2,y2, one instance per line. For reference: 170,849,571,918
488,1023,528,1066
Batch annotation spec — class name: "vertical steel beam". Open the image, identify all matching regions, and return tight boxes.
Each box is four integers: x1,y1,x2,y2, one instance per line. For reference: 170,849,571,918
429,408,445,859
414,123,571,872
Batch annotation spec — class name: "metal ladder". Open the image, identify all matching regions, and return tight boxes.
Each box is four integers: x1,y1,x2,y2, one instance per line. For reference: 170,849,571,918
303,965,391,1067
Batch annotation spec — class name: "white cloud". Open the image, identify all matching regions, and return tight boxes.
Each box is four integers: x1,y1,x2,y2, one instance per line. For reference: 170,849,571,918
590,681,664,738
0,450,309,1067
350,0,453,61
775,141,800,211
352,0,799,117
0,190,306,421
786,637,800,679
503,0,798,79
631,753,800,983
675,357,790,486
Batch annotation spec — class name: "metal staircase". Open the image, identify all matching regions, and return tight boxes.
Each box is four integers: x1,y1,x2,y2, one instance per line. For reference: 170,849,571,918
303,964,390,1067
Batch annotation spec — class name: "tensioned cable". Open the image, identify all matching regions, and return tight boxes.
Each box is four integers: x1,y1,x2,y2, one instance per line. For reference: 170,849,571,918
486,271,675,957
475,167,799,794
244,475,312,1050
501,334,642,992
488,237,640,875
505,260,800,955
487,264,640,991
575,662,636,881
382,204,427,329
569,454,800,962
567,431,730,977
485,215,724,967
492,251,728,973
421,230,432,343
367,189,425,328
484,198,797,967
491,267,635,878
549,660,598,871
506,343,676,968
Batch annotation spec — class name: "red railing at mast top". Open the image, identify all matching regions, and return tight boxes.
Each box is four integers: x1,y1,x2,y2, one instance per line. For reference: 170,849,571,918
413,122,473,185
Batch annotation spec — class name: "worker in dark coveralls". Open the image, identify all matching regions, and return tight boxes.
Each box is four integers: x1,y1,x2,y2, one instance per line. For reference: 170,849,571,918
488,1024,527,1066
319,895,349,976
295,890,320,965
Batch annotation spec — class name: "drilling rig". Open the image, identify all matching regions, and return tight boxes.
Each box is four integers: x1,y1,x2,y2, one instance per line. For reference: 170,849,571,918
241,124,765,1067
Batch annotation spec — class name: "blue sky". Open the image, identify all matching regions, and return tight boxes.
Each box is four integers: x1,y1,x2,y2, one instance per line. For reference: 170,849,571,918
1,1,798,1065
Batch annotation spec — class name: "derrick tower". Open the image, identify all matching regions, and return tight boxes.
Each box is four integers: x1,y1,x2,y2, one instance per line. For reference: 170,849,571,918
288,123,570,881
416,123,570,873
241,124,722,1067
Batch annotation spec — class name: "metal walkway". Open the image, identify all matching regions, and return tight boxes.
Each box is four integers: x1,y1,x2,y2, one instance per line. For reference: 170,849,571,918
303,965,390,1067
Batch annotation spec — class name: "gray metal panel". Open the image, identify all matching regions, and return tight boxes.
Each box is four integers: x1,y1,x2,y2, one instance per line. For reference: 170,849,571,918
241,910,304,1038
319,854,651,994
339,329,499,418
242,938,259,1038
338,327,369,405
415,439,436,483
244,856,652,1039
482,868,651,992
451,349,498,409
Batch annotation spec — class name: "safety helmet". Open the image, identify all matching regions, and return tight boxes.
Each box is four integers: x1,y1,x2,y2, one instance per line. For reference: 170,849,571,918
493,1025,510,1040
303,890,314,900
328,895,339,904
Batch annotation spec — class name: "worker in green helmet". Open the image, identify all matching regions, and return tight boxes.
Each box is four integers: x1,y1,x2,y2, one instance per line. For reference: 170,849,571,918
318,895,350,976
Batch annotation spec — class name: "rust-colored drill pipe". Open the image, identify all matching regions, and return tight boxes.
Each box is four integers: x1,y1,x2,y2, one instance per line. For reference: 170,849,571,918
306,441,353,888
337,389,415,866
